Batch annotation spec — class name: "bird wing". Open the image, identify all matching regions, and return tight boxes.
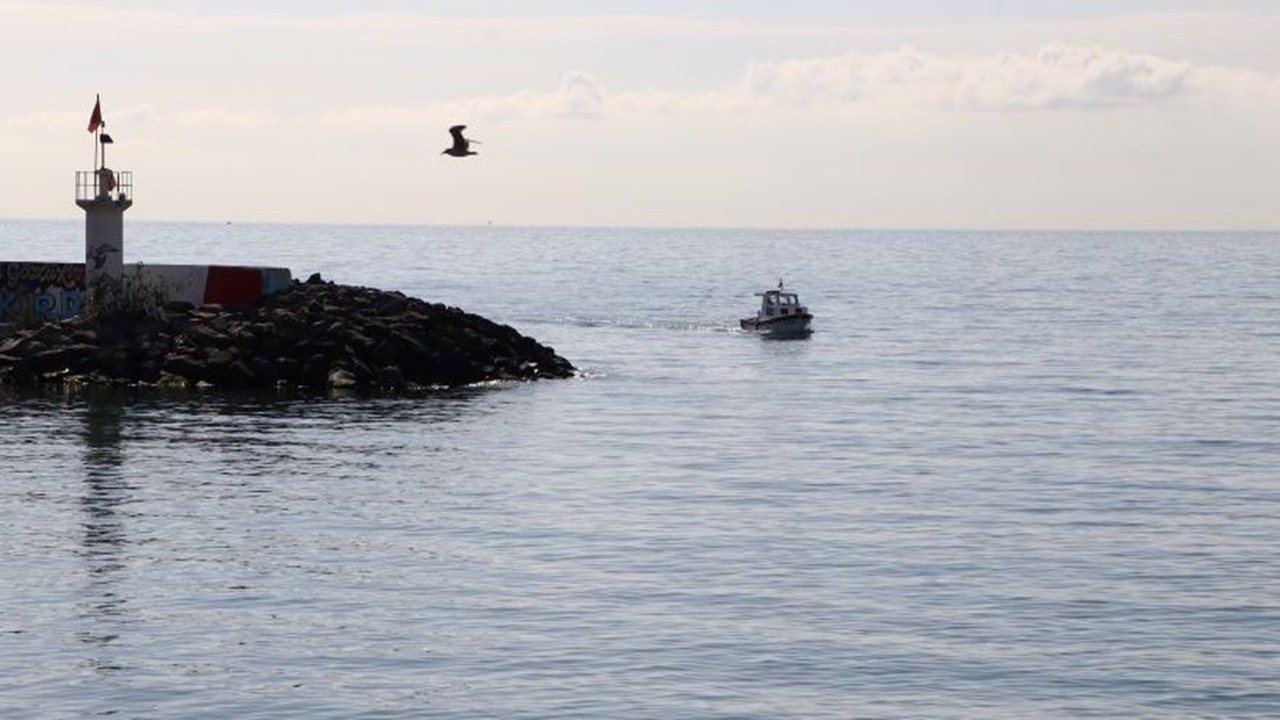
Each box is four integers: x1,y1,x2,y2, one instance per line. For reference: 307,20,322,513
448,125,468,149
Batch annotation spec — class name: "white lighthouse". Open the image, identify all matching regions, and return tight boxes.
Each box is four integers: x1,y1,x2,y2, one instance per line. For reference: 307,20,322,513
75,95,132,313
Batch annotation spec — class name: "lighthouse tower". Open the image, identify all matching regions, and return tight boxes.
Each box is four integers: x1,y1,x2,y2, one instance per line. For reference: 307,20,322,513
75,96,132,313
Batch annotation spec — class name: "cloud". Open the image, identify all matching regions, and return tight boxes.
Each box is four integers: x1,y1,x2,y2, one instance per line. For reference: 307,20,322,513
742,42,1272,112
6,39,1273,139
387,42,1275,124
554,72,607,119
428,43,1275,124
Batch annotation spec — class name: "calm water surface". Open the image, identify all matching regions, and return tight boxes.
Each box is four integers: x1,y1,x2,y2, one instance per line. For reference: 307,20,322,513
1,222,1278,718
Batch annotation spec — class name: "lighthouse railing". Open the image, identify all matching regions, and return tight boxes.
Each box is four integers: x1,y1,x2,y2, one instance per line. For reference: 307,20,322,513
75,170,132,203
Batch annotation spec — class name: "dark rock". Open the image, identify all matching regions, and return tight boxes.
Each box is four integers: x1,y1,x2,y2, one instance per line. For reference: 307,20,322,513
376,365,404,388
71,329,99,344
273,310,310,343
97,346,133,378
0,280,575,390
223,359,258,388
250,356,280,385
206,348,237,368
163,354,206,379
29,346,72,372
377,295,409,316
189,324,230,348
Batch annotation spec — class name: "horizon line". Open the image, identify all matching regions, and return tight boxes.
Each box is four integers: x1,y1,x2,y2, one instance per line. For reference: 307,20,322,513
2,215,1277,235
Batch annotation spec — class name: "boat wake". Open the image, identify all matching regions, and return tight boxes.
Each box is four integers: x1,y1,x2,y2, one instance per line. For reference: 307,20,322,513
541,314,738,334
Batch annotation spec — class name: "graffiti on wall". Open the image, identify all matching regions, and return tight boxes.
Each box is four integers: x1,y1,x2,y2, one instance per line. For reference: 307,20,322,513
0,262,86,322
0,262,292,322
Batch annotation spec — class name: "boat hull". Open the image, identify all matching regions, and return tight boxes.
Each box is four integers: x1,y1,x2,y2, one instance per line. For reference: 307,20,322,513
740,313,812,337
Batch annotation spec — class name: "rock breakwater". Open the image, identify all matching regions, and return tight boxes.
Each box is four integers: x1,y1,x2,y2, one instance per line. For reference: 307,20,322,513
0,275,575,390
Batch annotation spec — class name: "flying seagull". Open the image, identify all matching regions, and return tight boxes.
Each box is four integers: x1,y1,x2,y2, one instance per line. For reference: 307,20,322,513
443,125,478,157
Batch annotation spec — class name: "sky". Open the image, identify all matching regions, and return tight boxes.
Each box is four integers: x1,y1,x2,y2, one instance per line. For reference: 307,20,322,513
2,1,1278,229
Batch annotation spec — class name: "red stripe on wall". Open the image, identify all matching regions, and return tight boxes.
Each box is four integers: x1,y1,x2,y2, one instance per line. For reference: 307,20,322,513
203,266,264,305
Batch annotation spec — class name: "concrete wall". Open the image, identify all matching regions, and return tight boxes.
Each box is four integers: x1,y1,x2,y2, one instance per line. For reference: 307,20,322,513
134,264,293,307
0,261,292,322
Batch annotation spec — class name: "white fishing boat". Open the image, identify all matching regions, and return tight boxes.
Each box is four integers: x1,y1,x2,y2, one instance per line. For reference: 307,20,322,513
740,281,812,337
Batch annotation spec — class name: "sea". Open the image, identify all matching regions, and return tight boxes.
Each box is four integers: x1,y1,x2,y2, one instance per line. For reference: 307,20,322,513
1,220,1277,719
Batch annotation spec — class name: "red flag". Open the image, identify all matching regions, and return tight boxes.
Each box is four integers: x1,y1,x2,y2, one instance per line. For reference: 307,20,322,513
87,95,103,133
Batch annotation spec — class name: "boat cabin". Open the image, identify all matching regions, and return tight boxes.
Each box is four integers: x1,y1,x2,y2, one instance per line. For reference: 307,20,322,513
759,289,806,318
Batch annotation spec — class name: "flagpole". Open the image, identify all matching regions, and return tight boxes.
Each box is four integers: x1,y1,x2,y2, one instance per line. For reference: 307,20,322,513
89,94,102,171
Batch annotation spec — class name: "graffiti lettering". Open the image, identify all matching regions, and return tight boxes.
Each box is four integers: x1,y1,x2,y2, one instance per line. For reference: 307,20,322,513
0,262,87,321
2,262,84,289
33,287,83,318
0,291,18,318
